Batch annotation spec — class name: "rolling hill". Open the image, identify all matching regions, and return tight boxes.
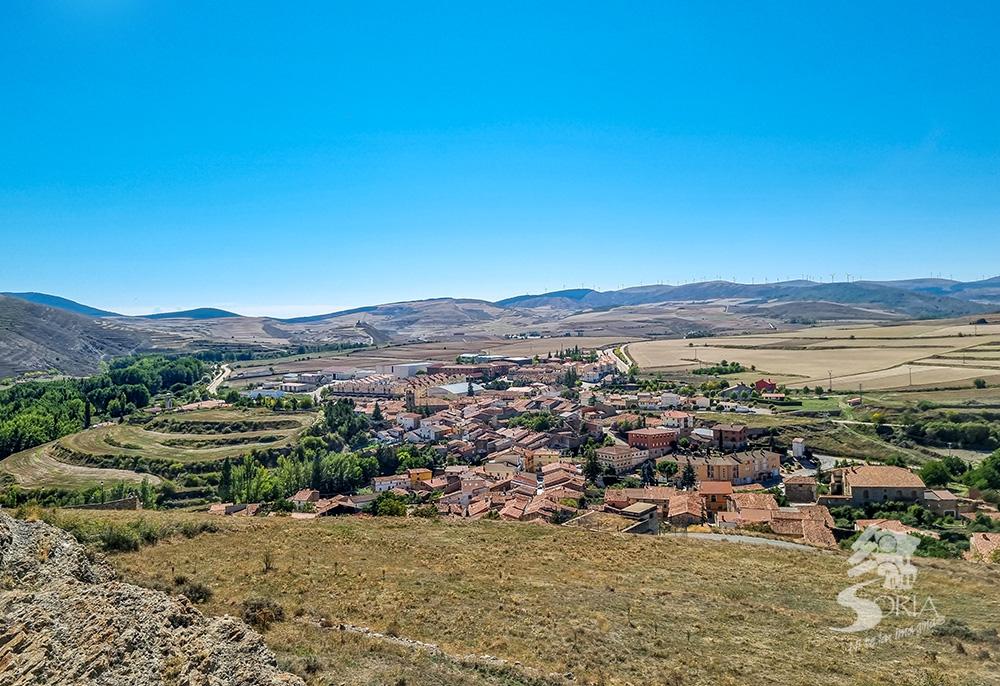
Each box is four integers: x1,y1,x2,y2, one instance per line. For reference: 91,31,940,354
501,280,995,319
141,307,242,320
866,276,1000,305
0,295,153,378
0,292,121,317
2,278,998,377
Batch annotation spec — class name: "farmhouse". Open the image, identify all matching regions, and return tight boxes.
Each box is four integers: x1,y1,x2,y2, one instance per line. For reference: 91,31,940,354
290,489,320,510
783,475,817,503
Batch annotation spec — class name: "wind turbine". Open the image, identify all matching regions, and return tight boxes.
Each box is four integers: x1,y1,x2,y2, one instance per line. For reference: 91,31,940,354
829,273,836,283
845,272,852,282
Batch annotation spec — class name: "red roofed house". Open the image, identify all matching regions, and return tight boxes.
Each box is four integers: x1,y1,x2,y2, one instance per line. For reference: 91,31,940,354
290,489,320,510
831,465,926,507
698,481,733,516
666,493,705,528
754,379,778,393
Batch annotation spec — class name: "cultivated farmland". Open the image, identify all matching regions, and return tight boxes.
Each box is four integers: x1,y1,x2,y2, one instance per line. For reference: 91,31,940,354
0,445,160,490
0,407,317,489
628,318,1000,391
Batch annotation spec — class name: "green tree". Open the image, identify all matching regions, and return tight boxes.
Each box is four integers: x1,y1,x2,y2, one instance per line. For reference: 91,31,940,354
919,460,952,488
974,378,987,389
372,491,407,516
218,457,234,502
582,445,601,483
657,460,678,477
640,460,656,487
680,462,697,489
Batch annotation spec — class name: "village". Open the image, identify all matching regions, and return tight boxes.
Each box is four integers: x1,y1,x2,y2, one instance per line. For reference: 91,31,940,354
211,346,1000,564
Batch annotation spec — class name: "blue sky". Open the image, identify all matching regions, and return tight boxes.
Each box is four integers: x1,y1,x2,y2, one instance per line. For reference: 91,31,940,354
2,2,998,317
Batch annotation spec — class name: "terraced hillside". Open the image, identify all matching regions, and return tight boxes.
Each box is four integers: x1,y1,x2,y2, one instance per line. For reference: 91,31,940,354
0,408,317,489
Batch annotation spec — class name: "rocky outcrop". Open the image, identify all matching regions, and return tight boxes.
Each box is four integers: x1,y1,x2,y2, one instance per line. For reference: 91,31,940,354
0,512,303,685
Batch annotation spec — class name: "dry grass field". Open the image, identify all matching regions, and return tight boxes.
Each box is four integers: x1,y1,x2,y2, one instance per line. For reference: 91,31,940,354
628,319,1000,391
78,511,1000,686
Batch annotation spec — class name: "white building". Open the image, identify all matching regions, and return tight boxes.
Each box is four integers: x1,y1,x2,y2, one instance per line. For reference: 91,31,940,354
792,437,807,459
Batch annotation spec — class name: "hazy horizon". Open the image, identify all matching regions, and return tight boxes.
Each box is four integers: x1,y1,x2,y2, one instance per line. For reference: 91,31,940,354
5,271,999,319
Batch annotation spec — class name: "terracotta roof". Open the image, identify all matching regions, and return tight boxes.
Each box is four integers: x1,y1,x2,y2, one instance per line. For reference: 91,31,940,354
856,519,939,539
844,465,925,489
797,505,834,527
800,520,837,548
924,489,959,502
628,427,675,436
668,493,704,519
783,475,817,485
699,481,733,496
967,532,1000,563
291,489,320,502
730,492,780,511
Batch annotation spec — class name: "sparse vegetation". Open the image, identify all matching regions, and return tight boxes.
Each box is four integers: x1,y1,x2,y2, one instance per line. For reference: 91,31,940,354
95,511,1000,686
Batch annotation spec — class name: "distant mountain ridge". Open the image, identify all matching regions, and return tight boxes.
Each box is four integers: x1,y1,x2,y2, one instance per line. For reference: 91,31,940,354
3,277,999,323
1,277,998,378
498,280,995,319
141,308,242,320
0,292,121,318
860,277,1000,305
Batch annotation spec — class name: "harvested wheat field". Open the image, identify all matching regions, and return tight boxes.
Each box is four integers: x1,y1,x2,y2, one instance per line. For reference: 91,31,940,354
629,318,1000,390
88,511,1000,686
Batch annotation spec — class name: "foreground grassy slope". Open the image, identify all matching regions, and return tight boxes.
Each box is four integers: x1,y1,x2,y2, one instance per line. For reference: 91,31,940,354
89,512,1000,686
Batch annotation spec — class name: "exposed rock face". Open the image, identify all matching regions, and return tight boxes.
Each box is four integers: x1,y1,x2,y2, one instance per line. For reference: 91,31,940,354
0,513,303,685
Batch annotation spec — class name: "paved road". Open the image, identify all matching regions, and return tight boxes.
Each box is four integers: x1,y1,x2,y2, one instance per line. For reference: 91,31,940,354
207,364,231,395
783,453,837,479
601,347,631,374
662,532,819,552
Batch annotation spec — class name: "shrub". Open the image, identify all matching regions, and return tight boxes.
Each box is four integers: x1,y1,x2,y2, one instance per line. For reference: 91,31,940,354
241,597,285,630
100,525,141,553
180,581,213,603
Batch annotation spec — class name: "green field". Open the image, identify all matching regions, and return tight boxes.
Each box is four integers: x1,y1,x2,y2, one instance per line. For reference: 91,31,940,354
60,408,316,464
0,444,161,489
0,407,317,490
